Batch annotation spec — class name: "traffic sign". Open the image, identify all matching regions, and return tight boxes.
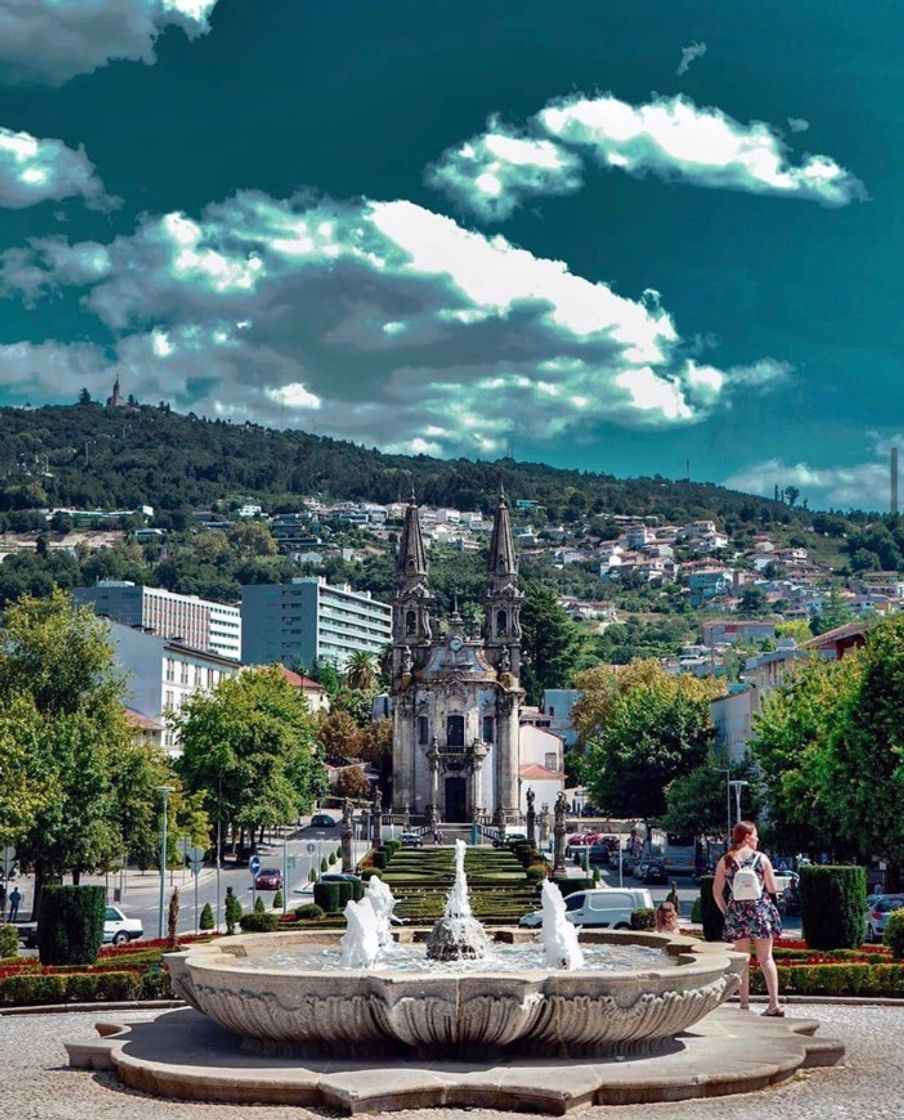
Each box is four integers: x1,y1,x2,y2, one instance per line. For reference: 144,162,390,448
186,846,205,874
249,855,261,876
0,846,15,875
306,842,316,854
287,855,297,870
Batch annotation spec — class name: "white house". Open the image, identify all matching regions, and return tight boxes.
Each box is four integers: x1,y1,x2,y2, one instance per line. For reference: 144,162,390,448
519,724,565,813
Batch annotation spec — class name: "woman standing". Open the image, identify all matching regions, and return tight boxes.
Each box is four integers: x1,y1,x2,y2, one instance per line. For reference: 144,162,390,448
712,820,784,1016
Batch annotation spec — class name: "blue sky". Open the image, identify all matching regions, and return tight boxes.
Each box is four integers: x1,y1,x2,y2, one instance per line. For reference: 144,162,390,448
0,0,899,510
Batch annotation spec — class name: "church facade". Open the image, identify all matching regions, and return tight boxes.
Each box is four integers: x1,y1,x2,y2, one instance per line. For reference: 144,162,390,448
390,492,523,824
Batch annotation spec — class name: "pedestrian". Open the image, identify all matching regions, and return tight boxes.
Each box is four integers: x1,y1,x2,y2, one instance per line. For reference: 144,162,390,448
8,886,21,922
654,901,680,934
712,820,784,1017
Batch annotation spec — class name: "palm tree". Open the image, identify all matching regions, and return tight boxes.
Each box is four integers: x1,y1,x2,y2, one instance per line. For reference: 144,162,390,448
345,650,378,692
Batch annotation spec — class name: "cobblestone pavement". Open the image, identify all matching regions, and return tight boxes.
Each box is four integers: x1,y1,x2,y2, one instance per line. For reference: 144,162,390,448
3,1004,900,1120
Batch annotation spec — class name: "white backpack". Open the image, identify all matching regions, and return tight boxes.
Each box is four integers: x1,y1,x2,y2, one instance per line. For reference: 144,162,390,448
732,853,762,902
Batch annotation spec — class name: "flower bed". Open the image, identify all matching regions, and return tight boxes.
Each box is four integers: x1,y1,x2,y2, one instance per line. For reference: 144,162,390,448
0,934,219,1006
746,938,904,998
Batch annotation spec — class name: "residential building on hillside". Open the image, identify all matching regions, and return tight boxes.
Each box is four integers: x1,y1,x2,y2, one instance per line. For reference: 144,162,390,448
702,620,777,646
240,577,391,670
687,568,734,606
74,580,241,660
540,688,580,747
108,621,242,754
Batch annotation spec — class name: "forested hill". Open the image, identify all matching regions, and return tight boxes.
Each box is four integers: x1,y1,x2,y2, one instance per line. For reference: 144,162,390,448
0,401,804,527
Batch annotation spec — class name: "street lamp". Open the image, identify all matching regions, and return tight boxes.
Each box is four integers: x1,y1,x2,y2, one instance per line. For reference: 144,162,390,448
728,780,749,825
155,785,175,939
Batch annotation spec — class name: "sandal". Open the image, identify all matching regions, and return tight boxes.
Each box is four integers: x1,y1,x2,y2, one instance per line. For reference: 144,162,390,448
761,1007,785,1018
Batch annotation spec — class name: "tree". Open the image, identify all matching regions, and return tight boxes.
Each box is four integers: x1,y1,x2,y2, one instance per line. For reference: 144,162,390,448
810,587,856,635
344,650,378,692
661,756,763,840
519,583,582,704
335,764,372,798
177,666,327,846
572,659,725,747
0,591,153,910
750,655,862,856
584,676,717,828
824,616,904,886
738,586,768,617
77,388,92,405
315,708,366,765
784,486,800,508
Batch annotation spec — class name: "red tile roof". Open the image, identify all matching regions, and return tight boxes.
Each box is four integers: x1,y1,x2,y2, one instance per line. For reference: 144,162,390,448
124,707,164,731
277,665,325,690
519,763,564,781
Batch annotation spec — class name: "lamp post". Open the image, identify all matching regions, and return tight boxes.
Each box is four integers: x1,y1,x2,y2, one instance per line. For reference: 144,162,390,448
728,779,749,825
155,785,174,939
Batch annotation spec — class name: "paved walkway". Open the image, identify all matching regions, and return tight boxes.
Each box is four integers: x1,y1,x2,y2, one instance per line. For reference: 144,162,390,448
1,1002,901,1118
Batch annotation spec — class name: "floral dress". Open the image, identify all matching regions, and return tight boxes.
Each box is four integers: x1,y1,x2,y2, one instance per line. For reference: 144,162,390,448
722,852,783,941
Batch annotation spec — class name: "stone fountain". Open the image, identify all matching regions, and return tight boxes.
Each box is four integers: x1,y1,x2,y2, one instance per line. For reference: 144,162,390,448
65,844,844,1114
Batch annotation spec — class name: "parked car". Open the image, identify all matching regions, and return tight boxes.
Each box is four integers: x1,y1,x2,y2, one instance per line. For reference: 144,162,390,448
633,860,651,881
493,832,527,849
310,813,338,828
864,894,904,942
254,868,283,891
588,842,612,864
104,905,143,946
520,887,653,929
319,872,361,883
399,831,423,848
567,831,601,846
640,862,669,885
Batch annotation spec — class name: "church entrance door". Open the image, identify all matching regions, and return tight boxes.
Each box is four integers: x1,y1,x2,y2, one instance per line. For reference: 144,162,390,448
444,776,467,822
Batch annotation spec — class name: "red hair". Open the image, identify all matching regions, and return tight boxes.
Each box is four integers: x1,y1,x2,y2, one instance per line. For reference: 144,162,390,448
724,820,757,867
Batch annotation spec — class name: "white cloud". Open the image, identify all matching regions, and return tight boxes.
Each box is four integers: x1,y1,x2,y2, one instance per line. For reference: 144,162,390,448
0,126,118,210
538,93,865,207
723,436,904,509
0,188,784,454
676,41,707,77
0,0,220,85
787,117,810,133
426,115,584,220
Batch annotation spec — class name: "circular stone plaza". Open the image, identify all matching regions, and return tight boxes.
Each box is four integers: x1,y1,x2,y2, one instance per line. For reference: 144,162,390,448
2,1001,899,1120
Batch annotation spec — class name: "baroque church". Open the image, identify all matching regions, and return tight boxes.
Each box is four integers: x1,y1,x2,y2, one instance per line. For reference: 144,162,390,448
390,490,523,824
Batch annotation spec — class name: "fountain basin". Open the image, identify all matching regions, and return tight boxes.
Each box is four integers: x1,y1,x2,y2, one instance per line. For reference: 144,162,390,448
166,929,746,1058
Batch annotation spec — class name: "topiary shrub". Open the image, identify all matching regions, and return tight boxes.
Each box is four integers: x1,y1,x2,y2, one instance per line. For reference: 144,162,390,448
630,908,655,931
699,875,725,942
883,908,904,960
37,885,106,966
199,902,215,931
225,887,243,935
328,852,337,866
592,868,601,885
0,925,19,960
308,868,317,882
239,913,280,933
313,881,342,914
294,903,325,921
667,881,679,909
361,868,383,881
254,895,266,915
384,839,401,857
372,851,387,870
320,857,328,873
799,865,867,950
273,890,283,910
691,896,703,924
525,864,548,883
554,877,594,898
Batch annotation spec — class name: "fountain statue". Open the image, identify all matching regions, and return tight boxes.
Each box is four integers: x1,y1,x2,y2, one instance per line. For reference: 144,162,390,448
425,838,490,961
339,899,380,969
538,880,584,969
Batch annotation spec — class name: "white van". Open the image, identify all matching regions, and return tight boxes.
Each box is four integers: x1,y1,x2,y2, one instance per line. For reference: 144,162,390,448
519,887,653,929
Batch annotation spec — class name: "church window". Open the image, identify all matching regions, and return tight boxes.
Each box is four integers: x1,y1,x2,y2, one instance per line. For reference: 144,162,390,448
405,610,417,636
496,610,507,636
446,715,464,747
482,715,494,742
545,752,558,771
417,716,429,745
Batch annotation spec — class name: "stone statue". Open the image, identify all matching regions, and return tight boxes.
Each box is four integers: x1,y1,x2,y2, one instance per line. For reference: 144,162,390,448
498,646,511,673
341,799,354,872
371,786,383,847
539,802,550,845
401,645,413,674
525,787,536,848
553,791,567,878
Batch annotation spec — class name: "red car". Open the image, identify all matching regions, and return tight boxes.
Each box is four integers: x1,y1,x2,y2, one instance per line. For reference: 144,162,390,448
254,868,283,890
567,831,601,846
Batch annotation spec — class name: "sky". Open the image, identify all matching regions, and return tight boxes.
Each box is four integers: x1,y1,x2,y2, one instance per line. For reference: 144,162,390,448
0,0,900,511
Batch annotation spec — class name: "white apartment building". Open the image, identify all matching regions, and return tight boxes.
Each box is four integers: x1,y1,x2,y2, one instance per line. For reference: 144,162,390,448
241,577,392,670
74,581,241,660
108,622,242,754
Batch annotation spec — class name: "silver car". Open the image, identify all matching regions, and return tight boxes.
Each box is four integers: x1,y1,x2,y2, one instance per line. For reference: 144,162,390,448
864,894,904,943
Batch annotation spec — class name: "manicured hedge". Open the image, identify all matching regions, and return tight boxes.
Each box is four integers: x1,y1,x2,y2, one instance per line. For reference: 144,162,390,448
799,865,867,950
239,913,280,933
698,875,725,943
37,886,106,966
750,962,904,998
294,903,325,921
0,925,19,960
0,968,173,1006
313,879,365,914
883,909,904,960
630,908,655,931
